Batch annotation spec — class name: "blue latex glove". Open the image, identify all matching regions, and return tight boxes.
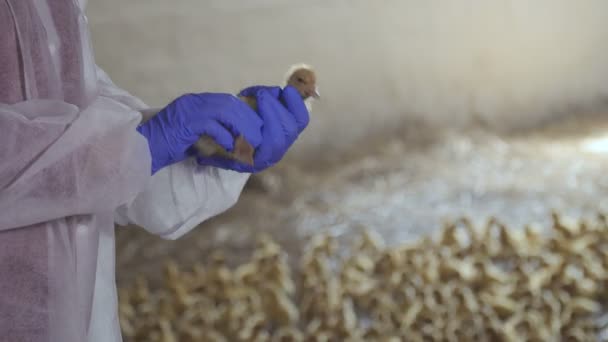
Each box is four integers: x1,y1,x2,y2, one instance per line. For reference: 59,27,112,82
196,85,310,173
137,93,263,174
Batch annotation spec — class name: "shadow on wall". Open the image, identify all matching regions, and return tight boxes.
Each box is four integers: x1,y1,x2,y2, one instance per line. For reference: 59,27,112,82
87,0,608,161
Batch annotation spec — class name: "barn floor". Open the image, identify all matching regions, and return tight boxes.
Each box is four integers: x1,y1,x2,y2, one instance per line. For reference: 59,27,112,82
115,114,608,288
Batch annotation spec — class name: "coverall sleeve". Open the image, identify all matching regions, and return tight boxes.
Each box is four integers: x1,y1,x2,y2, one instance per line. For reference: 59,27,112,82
95,66,251,240
0,98,151,231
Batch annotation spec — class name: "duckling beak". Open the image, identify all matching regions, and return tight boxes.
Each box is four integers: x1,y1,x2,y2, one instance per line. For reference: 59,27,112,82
312,87,320,99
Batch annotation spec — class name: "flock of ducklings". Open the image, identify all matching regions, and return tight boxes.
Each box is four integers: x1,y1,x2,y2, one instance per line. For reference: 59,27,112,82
119,212,608,341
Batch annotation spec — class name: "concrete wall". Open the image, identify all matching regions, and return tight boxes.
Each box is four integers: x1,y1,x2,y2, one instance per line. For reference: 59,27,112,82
87,0,608,159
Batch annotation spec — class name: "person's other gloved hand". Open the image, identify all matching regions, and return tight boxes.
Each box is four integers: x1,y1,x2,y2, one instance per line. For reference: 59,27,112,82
136,93,263,174
196,85,310,173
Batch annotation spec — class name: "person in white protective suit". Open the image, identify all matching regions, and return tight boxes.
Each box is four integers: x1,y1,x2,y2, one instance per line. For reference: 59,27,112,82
0,1,310,341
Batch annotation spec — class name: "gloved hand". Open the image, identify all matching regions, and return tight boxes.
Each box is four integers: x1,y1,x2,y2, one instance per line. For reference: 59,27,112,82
136,93,263,174
196,85,310,173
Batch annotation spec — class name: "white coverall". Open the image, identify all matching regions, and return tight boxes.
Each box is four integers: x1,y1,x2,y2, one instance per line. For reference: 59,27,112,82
0,0,249,341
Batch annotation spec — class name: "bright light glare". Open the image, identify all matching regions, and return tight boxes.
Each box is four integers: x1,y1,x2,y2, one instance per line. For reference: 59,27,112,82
581,135,608,153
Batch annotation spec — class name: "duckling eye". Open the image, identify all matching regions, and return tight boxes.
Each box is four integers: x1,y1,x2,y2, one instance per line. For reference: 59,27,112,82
297,77,305,83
